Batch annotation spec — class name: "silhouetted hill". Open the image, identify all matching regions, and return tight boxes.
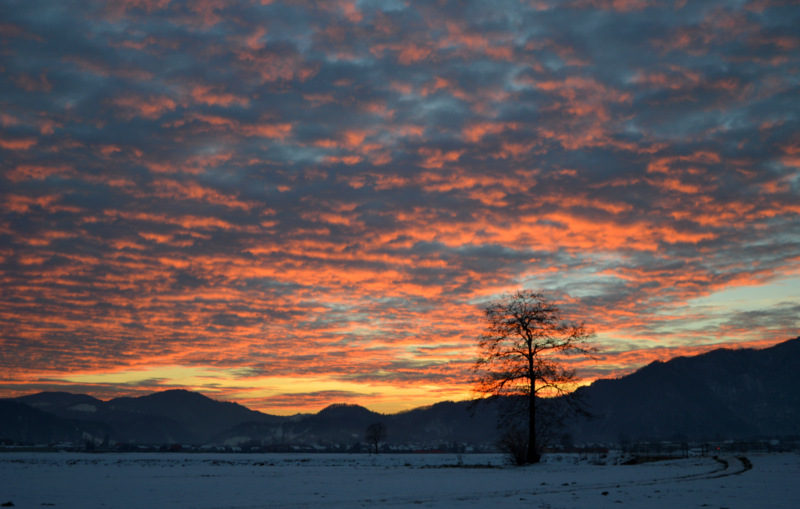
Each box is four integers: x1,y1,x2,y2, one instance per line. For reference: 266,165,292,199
12,389,279,445
0,399,112,445
571,336,800,443
212,400,502,449
8,337,800,448
298,403,381,444
16,392,104,412
213,403,387,448
105,389,278,442
390,400,500,444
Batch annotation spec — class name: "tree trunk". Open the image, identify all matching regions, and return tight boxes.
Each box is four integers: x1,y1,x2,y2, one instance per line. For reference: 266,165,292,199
527,388,540,463
526,348,541,464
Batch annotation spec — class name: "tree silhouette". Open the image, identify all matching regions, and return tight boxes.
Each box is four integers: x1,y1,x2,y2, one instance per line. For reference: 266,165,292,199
473,290,596,464
364,422,387,454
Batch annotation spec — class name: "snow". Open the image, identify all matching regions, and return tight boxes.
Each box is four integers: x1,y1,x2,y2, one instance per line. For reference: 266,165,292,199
1,452,798,508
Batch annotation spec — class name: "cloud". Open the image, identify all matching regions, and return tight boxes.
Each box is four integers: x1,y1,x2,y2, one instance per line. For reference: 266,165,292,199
0,0,798,413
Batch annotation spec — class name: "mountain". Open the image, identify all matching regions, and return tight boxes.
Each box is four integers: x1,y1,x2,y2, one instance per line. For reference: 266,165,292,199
571,336,800,443
212,400,501,449
213,403,385,449
15,392,104,413
13,389,279,445
389,400,500,445
0,399,112,445
104,389,280,443
5,336,800,448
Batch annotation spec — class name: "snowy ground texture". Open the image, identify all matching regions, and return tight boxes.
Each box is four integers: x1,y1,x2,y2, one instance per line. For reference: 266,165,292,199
2,452,798,508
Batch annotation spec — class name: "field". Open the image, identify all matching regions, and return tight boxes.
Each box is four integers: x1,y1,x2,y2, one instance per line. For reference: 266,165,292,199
1,452,798,508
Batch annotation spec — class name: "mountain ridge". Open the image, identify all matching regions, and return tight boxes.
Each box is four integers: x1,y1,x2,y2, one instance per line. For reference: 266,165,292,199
571,336,800,442
4,336,799,448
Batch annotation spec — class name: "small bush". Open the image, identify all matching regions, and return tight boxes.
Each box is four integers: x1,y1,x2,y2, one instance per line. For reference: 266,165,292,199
498,425,529,466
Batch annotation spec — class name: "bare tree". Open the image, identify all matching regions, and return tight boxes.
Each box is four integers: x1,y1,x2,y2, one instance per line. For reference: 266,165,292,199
364,422,387,454
473,290,596,464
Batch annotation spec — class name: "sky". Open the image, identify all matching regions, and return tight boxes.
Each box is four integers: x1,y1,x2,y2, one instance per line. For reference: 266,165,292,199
1,0,799,415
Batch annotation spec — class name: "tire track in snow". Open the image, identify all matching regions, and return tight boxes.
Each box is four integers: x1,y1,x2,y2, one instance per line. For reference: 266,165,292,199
379,456,753,507
468,456,751,503
227,456,752,508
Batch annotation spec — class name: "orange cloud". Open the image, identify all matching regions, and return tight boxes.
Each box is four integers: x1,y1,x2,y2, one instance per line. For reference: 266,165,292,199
324,155,363,165
150,179,253,210
112,94,177,120
179,113,292,140
418,147,464,169
7,165,73,181
241,122,293,139
372,43,432,65
190,85,250,107
569,0,657,11
0,113,18,127
13,72,53,92
462,122,519,143
105,0,171,16
0,137,37,150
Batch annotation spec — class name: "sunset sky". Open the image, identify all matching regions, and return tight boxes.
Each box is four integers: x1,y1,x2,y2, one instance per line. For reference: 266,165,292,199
1,0,799,415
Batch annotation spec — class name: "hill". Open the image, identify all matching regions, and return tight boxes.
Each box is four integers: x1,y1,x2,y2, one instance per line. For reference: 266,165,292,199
571,336,800,442
13,389,279,446
212,400,500,450
5,336,800,448
0,399,112,445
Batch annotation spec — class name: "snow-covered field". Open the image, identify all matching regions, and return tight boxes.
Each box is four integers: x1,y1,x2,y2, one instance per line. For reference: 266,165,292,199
1,451,798,508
